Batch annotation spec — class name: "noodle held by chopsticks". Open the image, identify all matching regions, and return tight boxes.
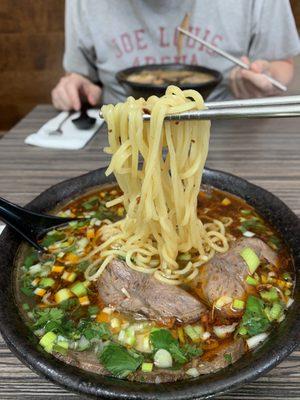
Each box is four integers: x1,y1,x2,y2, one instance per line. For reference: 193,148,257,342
84,86,229,284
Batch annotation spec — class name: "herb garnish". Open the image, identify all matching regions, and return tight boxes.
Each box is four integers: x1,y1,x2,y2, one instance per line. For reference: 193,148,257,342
239,295,270,336
150,328,202,365
99,343,143,377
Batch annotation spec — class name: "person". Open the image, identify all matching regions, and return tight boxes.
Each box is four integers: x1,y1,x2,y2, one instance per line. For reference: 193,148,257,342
51,0,300,111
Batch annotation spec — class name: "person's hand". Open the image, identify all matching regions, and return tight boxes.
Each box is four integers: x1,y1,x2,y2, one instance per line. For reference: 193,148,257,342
229,56,279,99
51,72,102,111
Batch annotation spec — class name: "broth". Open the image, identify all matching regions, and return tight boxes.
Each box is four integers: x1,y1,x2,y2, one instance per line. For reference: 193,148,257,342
15,185,294,383
127,69,214,86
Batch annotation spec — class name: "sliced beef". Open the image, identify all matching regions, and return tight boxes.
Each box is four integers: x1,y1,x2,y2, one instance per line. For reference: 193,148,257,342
98,259,207,324
197,237,278,316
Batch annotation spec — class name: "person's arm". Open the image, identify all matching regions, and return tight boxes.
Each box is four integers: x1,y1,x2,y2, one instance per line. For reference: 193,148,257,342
51,0,101,111
229,57,294,99
229,0,299,99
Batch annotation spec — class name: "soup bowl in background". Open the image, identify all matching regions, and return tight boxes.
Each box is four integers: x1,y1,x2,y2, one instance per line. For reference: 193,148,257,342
116,63,223,100
0,167,299,399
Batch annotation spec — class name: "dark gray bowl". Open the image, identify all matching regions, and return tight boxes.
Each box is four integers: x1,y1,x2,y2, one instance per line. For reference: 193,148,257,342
0,167,299,399
116,63,222,100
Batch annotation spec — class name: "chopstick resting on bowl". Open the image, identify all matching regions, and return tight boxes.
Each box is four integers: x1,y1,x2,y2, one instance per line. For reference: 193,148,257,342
177,27,287,92
99,95,300,121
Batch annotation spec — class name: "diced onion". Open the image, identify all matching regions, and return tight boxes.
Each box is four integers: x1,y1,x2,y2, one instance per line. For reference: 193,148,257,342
243,231,255,238
186,368,200,377
246,333,268,349
202,331,211,341
213,323,237,339
154,349,172,368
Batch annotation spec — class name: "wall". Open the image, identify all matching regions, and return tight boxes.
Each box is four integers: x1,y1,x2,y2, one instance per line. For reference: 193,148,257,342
0,0,64,130
0,1,299,131
291,0,300,28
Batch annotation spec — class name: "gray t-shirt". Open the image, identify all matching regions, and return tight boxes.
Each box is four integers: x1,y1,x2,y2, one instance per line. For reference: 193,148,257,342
64,0,300,103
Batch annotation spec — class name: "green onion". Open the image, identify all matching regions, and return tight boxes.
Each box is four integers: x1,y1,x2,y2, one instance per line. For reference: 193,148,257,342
269,303,283,320
77,335,90,351
70,282,87,297
183,325,204,342
39,277,55,288
28,263,42,276
241,209,252,215
232,299,245,310
22,303,30,311
240,247,260,274
52,344,68,355
260,287,278,302
141,362,153,372
68,221,78,228
55,288,73,304
39,331,57,353
124,326,136,346
246,275,258,286
56,340,69,349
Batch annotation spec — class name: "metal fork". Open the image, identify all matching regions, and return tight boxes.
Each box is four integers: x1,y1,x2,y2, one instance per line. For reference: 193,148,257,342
48,113,71,136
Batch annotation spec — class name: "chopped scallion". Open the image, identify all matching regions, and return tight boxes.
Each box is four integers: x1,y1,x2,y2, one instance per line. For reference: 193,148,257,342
240,247,260,274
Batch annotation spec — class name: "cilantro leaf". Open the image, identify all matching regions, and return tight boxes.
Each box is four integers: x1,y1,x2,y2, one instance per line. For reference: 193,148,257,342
99,343,143,377
78,320,111,340
24,252,38,269
169,343,187,364
239,295,270,336
182,343,203,359
41,232,66,247
21,276,35,297
33,308,64,330
150,328,177,351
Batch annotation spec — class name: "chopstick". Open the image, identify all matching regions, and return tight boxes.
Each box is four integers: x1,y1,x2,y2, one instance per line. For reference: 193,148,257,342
141,104,300,121
99,96,300,120
177,27,287,92
205,95,300,109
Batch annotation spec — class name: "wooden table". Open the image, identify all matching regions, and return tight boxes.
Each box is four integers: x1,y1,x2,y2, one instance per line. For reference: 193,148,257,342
0,105,299,399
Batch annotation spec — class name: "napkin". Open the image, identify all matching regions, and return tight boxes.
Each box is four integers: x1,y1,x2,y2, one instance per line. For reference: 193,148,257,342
25,109,104,150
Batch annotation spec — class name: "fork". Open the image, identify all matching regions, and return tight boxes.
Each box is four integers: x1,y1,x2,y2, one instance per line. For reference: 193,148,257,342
48,113,71,136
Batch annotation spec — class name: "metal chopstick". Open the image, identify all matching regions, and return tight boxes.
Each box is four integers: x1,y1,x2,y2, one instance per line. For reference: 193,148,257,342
99,96,300,120
206,95,300,109
141,104,300,121
177,27,287,92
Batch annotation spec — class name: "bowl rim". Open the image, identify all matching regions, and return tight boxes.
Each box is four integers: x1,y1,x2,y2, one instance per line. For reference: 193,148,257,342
116,63,223,91
0,167,299,400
